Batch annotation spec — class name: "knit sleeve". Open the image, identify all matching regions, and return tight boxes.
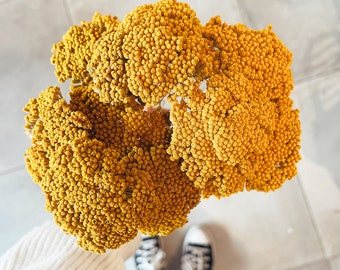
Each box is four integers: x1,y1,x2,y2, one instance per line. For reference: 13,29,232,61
0,222,141,270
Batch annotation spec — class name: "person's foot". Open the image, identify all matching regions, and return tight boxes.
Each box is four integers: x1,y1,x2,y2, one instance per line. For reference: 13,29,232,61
180,226,214,270
135,236,167,270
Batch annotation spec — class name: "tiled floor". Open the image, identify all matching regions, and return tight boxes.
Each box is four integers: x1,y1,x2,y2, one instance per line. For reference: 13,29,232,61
0,0,339,269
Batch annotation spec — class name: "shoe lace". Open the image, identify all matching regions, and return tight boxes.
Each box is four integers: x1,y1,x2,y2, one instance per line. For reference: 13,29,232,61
135,237,166,270
181,244,212,270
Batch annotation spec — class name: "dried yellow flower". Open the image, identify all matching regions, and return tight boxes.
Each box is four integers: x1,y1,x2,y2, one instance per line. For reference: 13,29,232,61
24,85,200,253
167,18,301,197
24,0,301,253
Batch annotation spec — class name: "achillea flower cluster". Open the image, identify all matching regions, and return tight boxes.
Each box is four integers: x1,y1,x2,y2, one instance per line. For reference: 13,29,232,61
168,18,300,197
24,0,301,253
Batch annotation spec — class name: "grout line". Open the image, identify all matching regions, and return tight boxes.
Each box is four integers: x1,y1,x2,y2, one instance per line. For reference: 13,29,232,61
296,174,333,270
62,0,74,26
287,257,331,270
0,164,26,177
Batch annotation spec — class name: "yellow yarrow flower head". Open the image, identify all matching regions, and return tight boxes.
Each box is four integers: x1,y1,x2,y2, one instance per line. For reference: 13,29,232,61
24,84,200,253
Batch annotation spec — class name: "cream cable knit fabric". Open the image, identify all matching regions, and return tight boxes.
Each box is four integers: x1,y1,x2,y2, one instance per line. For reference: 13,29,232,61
0,222,141,270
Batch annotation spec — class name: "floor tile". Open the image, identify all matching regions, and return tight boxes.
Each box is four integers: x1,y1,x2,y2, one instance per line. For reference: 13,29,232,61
158,179,324,270
287,258,330,270
0,169,52,255
330,255,340,270
0,0,69,172
238,0,340,82
291,71,340,258
66,0,243,26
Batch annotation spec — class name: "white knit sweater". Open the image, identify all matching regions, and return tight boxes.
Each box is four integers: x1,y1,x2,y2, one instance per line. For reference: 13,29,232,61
0,222,141,270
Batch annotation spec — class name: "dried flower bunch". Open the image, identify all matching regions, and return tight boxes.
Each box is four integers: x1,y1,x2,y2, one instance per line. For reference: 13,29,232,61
24,0,301,253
